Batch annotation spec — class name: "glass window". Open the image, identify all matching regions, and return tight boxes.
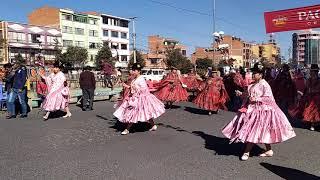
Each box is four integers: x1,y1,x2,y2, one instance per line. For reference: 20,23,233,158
73,15,87,23
89,19,98,25
75,41,84,47
63,40,73,47
153,71,159,75
120,20,129,28
8,32,26,43
62,26,73,34
47,36,60,45
121,32,127,39
182,50,186,56
102,16,109,24
89,30,98,37
121,44,128,50
75,28,84,35
121,55,127,62
111,31,119,38
89,42,98,49
62,14,72,21
150,58,158,64
103,30,109,37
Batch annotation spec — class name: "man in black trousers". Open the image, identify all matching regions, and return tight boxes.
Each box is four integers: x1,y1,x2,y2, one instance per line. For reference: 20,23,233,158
79,66,96,111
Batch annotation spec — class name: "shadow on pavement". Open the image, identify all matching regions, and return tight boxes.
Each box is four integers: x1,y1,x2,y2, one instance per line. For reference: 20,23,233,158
165,104,181,109
96,115,152,133
260,163,320,180
192,131,264,157
184,107,210,115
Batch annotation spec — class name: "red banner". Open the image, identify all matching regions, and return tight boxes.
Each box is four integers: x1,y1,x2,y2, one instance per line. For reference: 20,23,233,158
264,4,320,33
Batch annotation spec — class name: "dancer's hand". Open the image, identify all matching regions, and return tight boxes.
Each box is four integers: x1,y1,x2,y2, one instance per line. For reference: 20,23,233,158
249,97,256,102
235,90,242,96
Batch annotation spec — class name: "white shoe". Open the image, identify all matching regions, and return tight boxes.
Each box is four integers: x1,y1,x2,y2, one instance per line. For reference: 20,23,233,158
208,112,212,115
149,125,158,131
259,150,274,157
63,113,72,118
310,126,315,131
241,153,250,161
121,129,130,135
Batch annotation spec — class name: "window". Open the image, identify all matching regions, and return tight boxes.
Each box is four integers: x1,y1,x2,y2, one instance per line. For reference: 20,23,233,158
113,19,120,26
75,41,84,47
89,42,98,49
63,40,73,47
150,58,158,64
47,36,60,45
153,71,159,75
121,55,127,62
89,30,98,37
8,32,26,43
62,26,73,34
121,32,127,39
182,50,186,56
73,15,87,23
89,19,98,25
120,20,129,28
75,28,84,35
103,30,109,37
31,34,41,43
102,16,109,24
111,31,119,38
121,44,128,50
62,13,72,21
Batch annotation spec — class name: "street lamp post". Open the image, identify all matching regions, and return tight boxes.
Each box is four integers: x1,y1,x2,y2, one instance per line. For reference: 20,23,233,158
129,17,137,64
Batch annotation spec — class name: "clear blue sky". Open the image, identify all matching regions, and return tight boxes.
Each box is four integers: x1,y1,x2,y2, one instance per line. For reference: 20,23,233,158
1,0,319,59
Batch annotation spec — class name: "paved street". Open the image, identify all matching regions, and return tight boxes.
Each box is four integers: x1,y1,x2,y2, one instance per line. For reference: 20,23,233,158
0,101,319,180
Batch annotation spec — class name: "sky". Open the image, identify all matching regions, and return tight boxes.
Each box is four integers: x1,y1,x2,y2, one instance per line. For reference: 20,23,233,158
0,0,319,59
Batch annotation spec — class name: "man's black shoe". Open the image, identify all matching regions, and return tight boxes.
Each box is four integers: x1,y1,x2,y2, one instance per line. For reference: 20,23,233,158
6,115,16,119
20,115,28,118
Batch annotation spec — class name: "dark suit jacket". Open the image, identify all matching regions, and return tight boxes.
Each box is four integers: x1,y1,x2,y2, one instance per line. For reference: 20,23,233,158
80,71,96,89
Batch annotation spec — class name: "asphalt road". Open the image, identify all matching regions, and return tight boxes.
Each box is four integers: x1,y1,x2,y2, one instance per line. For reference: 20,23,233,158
0,101,319,180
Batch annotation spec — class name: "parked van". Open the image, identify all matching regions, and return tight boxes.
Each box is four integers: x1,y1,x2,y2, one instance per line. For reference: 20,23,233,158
141,69,167,81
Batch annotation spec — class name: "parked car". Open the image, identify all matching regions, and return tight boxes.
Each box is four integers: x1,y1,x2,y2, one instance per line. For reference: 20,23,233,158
141,69,167,81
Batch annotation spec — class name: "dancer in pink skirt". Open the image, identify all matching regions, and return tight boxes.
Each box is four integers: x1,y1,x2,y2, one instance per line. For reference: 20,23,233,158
113,63,165,135
222,62,296,161
41,61,71,120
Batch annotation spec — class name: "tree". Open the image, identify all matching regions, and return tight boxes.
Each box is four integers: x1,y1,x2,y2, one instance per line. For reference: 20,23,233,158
63,46,88,67
0,38,8,62
196,58,212,76
165,48,193,74
14,53,25,64
54,39,64,62
128,51,146,68
95,43,113,70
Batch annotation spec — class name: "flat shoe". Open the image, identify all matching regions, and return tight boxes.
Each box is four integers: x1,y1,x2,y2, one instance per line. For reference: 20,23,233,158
241,153,250,161
259,150,274,157
149,125,158,131
121,129,130,135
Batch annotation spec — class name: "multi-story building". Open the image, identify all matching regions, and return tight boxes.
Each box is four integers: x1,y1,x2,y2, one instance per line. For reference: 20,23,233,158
100,14,130,68
292,30,320,65
251,42,281,65
28,6,130,68
191,35,251,68
144,35,187,69
0,21,62,65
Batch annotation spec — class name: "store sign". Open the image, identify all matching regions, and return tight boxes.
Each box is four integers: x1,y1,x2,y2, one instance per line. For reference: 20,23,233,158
264,4,320,33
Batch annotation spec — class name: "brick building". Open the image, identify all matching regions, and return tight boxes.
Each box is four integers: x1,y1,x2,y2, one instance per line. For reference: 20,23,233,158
191,35,253,68
144,35,187,69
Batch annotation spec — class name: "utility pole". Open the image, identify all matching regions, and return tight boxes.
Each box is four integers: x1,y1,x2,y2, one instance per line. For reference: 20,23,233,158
130,17,137,64
212,0,216,66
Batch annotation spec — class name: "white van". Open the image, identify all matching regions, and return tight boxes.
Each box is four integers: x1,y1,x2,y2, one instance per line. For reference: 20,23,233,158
141,69,167,81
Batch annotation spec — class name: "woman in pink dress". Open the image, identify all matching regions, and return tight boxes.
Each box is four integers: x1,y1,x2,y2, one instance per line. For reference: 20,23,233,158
222,62,296,161
113,64,165,135
41,62,71,120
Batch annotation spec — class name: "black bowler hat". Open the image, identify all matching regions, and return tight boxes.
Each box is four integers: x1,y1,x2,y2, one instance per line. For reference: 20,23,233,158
251,62,264,74
310,64,319,71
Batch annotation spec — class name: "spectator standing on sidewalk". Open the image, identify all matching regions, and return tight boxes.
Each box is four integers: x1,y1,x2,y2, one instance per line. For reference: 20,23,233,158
102,62,113,90
79,66,96,111
7,63,28,119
